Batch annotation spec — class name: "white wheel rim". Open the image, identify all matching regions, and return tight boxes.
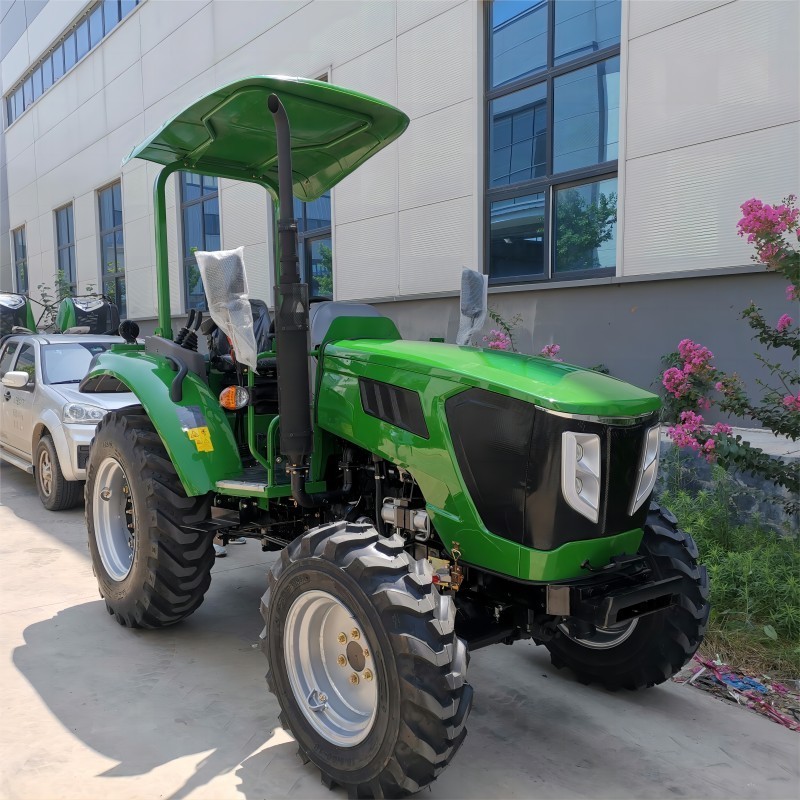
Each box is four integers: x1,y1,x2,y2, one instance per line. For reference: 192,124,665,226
559,618,639,650
38,448,53,497
283,589,378,747
93,457,136,581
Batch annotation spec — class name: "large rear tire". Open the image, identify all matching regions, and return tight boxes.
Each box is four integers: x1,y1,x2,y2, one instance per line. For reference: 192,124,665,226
545,503,710,690
85,410,214,628
261,521,473,798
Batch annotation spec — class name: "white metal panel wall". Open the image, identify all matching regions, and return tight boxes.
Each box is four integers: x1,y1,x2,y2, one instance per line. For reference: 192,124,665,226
628,0,734,39
623,122,799,276
626,0,799,160
335,214,398,301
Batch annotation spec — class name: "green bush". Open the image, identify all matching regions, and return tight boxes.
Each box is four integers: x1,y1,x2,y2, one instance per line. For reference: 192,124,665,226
659,464,800,677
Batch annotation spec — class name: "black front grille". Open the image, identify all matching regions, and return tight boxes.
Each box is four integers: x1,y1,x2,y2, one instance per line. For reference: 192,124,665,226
445,387,655,551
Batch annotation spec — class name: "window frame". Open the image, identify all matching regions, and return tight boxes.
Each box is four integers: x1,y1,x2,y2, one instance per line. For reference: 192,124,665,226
97,180,126,316
484,0,621,286
179,172,221,312
55,203,77,295
12,226,28,294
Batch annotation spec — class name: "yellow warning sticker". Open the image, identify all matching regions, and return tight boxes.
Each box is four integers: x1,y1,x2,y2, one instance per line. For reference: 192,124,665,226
186,426,214,452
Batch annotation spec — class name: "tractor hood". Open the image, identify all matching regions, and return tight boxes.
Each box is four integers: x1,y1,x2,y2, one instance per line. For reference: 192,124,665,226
323,339,660,418
124,75,409,202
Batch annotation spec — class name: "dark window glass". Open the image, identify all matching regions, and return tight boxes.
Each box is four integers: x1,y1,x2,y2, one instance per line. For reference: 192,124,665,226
490,193,546,280
32,68,43,100
113,181,123,225
52,45,65,80
553,176,617,273
7,96,14,125
14,88,24,118
89,6,104,46
64,33,77,69
23,77,32,106
104,0,121,34
553,55,619,173
491,0,548,88
307,236,333,297
55,205,77,291
294,192,333,297
490,82,546,187
15,344,36,383
13,227,28,293
304,194,332,232
121,0,138,16
0,343,19,378
42,55,53,90
180,172,219,310
554,0,620,65
98,182,126,316
76,20,90,59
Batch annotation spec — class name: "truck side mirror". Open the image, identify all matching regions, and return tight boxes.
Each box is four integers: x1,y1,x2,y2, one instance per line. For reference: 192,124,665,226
2,370,32,389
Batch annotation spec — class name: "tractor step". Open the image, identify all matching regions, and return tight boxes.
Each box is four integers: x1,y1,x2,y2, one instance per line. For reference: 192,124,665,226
216,479,268,493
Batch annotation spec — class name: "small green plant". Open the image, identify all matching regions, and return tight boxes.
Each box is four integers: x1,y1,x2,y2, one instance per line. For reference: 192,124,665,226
659,468,800,678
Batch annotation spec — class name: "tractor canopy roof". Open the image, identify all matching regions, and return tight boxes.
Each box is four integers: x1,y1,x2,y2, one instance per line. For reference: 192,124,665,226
124,75,409,201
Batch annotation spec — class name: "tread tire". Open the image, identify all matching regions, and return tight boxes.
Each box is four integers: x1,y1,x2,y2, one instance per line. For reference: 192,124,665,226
261,521,473,799
35,434,82,511
85,410,214,628
545,502,710,690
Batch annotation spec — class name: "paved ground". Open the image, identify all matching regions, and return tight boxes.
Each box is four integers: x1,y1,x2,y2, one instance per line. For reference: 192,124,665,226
1,462,798,800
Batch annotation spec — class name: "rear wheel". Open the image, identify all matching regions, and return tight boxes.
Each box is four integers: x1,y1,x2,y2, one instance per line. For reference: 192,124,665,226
545,503,710,690
35,434,82,511
85,411,214,628
261,521,473,798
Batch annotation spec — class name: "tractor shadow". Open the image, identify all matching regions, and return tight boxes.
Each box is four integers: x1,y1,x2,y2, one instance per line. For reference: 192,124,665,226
12,553,339,800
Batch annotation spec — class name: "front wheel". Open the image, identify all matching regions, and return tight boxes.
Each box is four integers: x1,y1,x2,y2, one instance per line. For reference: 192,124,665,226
545,503,710,690
85,410,214,628
261,521,473,798
35,434,82,510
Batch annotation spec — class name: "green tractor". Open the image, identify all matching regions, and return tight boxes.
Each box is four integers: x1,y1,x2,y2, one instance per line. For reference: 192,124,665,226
81,77,709,798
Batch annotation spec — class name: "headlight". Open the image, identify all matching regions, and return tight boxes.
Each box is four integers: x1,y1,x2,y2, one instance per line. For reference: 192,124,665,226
630,424,661,515
62,402,107,424
561,431,601,523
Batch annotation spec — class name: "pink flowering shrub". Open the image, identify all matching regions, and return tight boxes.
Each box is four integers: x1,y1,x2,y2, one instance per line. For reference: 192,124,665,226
483,329,513,351
540,343,563,361
660,196,799,510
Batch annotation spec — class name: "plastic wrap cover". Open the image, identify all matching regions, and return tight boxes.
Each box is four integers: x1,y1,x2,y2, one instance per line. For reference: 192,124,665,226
195,246,258,370
456,268,487,346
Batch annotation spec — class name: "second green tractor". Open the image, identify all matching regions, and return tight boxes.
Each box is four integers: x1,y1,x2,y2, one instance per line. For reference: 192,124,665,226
81,76,709,798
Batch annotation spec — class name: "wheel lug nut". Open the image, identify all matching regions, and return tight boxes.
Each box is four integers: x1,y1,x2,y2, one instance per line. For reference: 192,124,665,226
351,628,360,640
349,673,359,685
337,632,347,644
364,669,373,681
363,648,369,658
337,655,347,667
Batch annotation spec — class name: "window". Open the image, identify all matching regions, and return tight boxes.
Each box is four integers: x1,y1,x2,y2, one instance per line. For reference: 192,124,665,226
180,172,220,311
4,1,141,127
98,182,126,316
55,204,76,294
12,227,28,294
14,343,36,384
294,193,333,298
487,0,620,283
0,342,19,378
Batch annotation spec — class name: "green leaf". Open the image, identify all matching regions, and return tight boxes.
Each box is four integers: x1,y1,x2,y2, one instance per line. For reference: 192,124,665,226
762,624,778,640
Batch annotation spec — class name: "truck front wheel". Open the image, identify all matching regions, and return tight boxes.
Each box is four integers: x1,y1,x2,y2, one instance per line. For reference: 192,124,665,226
545,503,710,690
85,410,214,628
261,521,473,798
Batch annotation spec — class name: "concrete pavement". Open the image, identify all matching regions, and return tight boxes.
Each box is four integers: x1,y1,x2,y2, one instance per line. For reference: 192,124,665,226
1,461,798,800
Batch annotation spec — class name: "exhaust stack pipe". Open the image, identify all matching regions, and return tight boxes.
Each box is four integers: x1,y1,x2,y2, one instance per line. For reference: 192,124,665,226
268,94,314,473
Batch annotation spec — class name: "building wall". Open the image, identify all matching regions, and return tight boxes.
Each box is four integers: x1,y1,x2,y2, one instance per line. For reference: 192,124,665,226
1,0,798,402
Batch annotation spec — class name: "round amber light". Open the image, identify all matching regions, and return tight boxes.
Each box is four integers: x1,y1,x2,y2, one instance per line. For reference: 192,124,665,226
219,385,250,410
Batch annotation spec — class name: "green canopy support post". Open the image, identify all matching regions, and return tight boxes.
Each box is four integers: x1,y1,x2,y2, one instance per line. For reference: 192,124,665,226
153,162,180,339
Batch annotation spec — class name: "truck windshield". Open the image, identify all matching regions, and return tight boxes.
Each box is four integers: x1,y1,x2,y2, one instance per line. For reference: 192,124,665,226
41,342,111,384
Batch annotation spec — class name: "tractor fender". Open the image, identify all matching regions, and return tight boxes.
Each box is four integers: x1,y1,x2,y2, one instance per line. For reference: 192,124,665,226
80,348,242,496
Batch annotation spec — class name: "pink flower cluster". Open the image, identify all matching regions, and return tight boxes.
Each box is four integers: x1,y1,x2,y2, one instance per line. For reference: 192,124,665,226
540,343,563,361
483,329,512,351
776,313,793,333
667,413,734,463
737,197,799,242
677,338,714,375
663,367,690,398
787,285,797,302
782,394,800,411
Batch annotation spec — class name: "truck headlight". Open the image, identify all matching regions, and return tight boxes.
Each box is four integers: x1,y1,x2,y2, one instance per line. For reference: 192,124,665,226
63,402,107,424
630,424,661,515
561,432,601,523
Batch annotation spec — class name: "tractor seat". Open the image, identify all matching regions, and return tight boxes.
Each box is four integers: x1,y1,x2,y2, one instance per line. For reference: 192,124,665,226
209,299,273,369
